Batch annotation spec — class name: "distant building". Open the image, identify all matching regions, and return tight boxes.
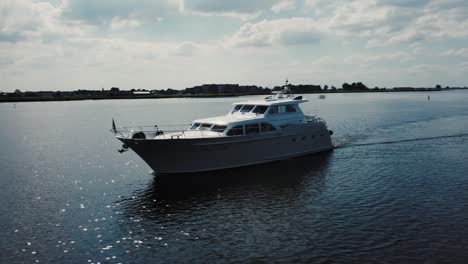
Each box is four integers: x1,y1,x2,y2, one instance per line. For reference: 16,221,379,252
35,91,55,97
184,84,269,95
133,91,151,95
393,87,440,91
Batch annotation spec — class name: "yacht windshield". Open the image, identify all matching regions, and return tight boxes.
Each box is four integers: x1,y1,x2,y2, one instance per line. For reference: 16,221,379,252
240,105,255,113
232,105,242,112
190,123,201,130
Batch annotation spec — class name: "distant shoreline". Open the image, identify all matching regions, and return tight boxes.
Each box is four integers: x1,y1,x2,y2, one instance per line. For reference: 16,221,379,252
0,93,248,103
1,89,464,103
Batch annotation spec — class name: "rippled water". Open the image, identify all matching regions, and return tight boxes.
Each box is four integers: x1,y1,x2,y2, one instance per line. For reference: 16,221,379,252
1,91,468,263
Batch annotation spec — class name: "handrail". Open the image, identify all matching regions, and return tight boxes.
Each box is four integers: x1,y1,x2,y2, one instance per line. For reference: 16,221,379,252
305,115,327,126
111,125,224,140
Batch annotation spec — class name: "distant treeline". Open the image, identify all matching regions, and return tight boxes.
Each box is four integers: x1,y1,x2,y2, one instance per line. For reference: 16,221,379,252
1,83,466,102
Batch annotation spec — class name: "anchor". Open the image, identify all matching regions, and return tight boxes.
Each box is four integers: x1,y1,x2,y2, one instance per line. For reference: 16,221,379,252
118,144,129,153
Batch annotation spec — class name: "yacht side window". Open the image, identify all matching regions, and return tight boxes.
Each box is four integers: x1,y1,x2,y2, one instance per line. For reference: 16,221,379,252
245,124,260,135
226,125,244,136
260,123,276,132
268,105,278,114
277,105,296,114
190,123,201,130
252,105,268,114
211,125,227,133
199,123,212,131
286,105,297,112
278,105,286,113
240,105,254,113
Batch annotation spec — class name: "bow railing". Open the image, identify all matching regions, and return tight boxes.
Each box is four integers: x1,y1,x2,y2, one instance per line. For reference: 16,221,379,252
111,124,224,140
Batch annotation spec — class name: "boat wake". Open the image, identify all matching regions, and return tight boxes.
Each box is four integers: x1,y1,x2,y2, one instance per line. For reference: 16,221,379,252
335,133,468,149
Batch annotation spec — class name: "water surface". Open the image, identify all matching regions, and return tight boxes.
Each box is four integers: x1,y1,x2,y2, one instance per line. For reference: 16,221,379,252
1,91,467,263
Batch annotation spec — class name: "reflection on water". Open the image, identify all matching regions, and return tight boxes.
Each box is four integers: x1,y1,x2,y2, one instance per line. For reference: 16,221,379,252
122,151,332,216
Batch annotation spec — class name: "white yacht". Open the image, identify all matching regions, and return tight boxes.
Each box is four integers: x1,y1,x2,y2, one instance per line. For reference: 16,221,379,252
112,91,334,174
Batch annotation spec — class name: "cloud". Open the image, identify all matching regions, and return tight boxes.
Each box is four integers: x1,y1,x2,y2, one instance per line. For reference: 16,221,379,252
3,36,207,71
0,40,67,70
271,0,296,13
0,0,92,41
302,0,468,47
460,61,468,72
1,0,467,91
380,0,430,7
441,48,468,57
408,63,445,74
0,34,217,90
225,17,323,47
181,0,279,20
278,30,320,45
171,41,202,56
62,0,179,23
344,52,412,64
110,16,143,30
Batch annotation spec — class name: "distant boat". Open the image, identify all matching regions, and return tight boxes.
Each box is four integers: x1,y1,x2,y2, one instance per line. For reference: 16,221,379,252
318,95,326,99
111,89,334,174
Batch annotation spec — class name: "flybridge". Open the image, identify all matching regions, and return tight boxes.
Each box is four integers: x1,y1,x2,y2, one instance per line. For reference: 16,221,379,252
233,93,308,106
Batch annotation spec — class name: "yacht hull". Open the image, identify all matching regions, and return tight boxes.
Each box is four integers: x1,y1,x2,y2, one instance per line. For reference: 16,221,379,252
118,122,333,174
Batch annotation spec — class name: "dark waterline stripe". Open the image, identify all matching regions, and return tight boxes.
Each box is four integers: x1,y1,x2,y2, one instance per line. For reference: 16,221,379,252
335,133,468,149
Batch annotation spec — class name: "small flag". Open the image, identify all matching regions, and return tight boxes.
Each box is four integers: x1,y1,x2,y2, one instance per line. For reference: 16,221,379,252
112,118,117,133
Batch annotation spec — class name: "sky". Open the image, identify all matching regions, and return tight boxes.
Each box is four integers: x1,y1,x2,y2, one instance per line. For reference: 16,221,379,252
1,0,468,92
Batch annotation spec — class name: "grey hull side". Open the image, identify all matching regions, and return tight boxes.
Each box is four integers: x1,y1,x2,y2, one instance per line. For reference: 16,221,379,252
119,123,333,174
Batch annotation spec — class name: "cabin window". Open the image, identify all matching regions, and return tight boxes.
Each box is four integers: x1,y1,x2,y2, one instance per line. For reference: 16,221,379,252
212,125,227,133
240,105,255,113
199,123,212,131
269,105,296,114
268,106,278,114
286,105,297,112
260,123,276,132
245,124,260,135
232,105,242,112
278,105,286,113
190,123,201,130
226,125,244,136
252,105,268,114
